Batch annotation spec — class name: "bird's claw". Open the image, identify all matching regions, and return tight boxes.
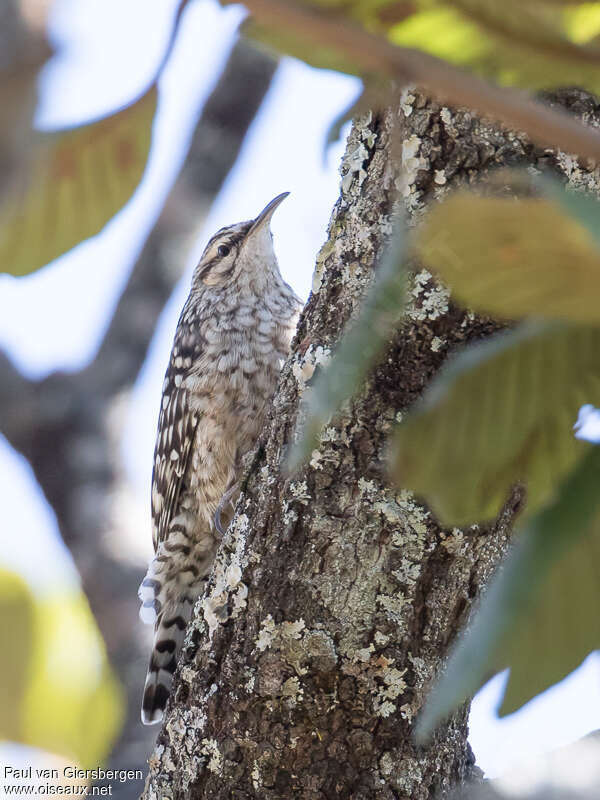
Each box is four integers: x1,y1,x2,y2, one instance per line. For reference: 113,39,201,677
213,482,239,538
214,504,225,537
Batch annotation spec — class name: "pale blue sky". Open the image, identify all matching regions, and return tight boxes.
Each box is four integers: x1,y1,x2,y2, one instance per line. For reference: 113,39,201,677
0,0,598,781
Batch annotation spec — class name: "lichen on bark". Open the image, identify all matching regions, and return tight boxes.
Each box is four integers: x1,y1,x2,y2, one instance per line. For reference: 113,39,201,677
143,89,600,799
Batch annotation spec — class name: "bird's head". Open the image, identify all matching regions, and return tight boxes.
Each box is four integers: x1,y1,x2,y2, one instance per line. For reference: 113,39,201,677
193,192,289,289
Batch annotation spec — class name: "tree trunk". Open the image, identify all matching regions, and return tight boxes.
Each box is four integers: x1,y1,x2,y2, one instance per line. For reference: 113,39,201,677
142,89,599,799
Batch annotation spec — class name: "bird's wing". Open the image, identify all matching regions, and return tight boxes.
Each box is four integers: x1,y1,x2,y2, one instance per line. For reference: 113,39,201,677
151,387,199,550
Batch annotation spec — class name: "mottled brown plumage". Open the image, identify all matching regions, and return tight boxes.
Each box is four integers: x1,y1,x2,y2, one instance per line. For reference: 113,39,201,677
139,194,301,724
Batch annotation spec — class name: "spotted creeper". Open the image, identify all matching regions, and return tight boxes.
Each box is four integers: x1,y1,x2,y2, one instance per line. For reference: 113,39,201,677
139,193,301,724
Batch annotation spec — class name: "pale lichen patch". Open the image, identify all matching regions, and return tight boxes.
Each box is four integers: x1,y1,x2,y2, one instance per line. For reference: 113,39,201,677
354,644,375,663
256,614,277,652
377,591,409,625
407,269,451,322
291,344,331,392
288,480,311,505
281,675,304,705
200,738,223,775
200,509,251,635
243,669,256,693
281,619,306,639
358,477,378,499
396,135,427,210
340,111,378,194
320,425,350,446
399,86,416,117
342,141,370,193
255,619,337,687
441,527,467,555
309,449,323,470
251,760,261,792
440,106,453,126
374,630,390,646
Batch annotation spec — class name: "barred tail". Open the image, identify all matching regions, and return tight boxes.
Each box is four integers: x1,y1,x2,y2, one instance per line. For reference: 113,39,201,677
138,574,194,725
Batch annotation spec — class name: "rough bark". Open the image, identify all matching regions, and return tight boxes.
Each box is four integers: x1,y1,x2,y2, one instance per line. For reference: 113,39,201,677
0,38,276,799
142,87,600,800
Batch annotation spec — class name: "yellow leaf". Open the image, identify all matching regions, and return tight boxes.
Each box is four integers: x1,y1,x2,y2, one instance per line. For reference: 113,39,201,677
390,0,600,92
22,593,124,768
0,571,35,741
242,0,600,93
0,571,123,769
415,193,600,324
0,85,157,277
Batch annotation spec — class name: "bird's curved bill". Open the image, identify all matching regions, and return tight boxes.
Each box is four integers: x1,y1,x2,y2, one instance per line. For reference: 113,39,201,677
248,192,290,235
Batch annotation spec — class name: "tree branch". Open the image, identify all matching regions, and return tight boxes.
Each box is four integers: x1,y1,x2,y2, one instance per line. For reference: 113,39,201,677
244,0,600,161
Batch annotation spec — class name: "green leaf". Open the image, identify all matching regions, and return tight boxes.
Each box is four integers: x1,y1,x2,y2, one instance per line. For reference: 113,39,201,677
0,85,157,277
414,190,600,324
390,1,600,93
0,570,123,768
416,445,600,740
0,570,35,741
22,591,124,768
289,220,406,471
243,0,600,94
390,322,600,526
241,0,417,74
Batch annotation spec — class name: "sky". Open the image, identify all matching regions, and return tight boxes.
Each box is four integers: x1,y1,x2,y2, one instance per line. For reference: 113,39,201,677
0,0,598,783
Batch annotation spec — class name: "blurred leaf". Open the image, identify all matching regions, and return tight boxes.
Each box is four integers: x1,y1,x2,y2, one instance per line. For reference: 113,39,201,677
22,592,123,768
324,82,392,153
0,570,35,741
416,445,600,740
242,0,600,93
241,0,417,73
537,175,600,251
414,190,600,324
289,220,406,471
0,571,123,768
325,89,371,150
391,0,600,93
240,0,600,163
244,17,361,74
0,85,157,277
391,322,600,525
564,3,600,44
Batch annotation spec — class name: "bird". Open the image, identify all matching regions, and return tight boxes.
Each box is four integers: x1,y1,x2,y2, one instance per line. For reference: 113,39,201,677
138,192,302,725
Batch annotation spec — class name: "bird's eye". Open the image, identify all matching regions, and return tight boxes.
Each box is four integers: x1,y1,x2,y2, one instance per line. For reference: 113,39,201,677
217,244,230,257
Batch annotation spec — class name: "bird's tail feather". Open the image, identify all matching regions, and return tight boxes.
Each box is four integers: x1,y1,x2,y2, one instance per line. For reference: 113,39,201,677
139,571,194,725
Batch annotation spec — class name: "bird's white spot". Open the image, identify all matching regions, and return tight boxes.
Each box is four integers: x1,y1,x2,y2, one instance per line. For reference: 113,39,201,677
139,604,157,625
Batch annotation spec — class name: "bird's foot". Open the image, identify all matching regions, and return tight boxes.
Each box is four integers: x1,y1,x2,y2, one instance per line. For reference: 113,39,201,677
214,482,239,537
